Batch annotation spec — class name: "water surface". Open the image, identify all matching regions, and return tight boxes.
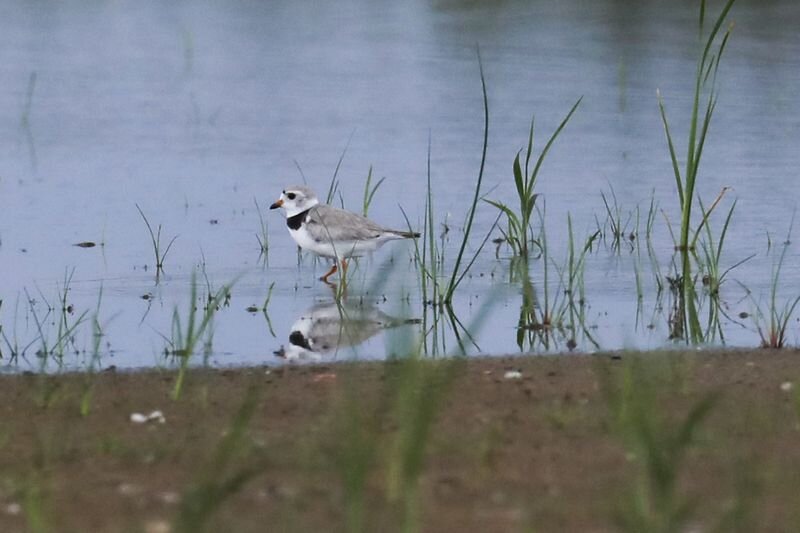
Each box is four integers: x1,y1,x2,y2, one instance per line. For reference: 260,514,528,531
1,0,799,370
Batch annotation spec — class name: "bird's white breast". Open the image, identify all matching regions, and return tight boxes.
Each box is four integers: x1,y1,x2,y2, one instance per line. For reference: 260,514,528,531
288,224,337,257
287,223,391,258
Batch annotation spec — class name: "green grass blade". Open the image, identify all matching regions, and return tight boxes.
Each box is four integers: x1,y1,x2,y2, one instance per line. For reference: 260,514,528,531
524,116,535,183
656,92,684,209
513,152,525,200
450,213,501,295
445,47,489,302
700,0,737,68
326,130,355,204
529,97,582,183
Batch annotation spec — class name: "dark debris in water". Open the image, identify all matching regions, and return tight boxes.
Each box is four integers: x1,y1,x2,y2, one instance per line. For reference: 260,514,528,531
73,241,96,248
566,338,577,350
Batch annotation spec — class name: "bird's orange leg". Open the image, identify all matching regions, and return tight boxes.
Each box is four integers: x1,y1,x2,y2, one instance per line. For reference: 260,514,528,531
336,259,350,292
320,263,338,283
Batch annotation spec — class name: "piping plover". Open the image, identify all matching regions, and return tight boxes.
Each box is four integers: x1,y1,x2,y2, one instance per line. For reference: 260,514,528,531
270,185,419,282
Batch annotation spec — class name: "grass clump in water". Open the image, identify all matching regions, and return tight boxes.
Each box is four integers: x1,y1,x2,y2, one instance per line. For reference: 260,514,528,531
166,271,233,400
486,97,581,259
656,0,737,342
136,203,178,278
516,207,597,352
253,197,270,260
741,216,800,349
20,269,89,366
599,183,637,253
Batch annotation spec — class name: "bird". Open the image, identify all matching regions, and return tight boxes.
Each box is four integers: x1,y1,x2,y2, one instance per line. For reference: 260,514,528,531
270,185,419,282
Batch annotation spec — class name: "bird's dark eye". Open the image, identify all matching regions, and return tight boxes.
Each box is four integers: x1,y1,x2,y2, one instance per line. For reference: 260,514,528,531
287,192,296,200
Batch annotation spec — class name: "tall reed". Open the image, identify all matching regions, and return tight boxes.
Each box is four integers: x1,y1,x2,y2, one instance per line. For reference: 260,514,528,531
402,49,497,311
657,0,736,342
442,47,492,303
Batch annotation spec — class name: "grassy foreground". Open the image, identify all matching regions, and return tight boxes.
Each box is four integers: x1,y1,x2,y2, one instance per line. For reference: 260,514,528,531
1,350,799,532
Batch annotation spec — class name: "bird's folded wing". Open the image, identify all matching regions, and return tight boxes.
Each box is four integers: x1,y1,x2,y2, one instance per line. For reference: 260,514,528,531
305,205,386,241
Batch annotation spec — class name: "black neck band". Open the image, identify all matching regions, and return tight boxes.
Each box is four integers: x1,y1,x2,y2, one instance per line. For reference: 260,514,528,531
286,208,311,230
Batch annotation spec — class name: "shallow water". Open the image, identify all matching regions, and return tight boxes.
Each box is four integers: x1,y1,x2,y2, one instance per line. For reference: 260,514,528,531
1,0,799,370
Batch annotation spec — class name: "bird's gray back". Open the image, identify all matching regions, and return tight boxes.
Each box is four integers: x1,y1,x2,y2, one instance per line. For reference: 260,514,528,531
304,204,389,242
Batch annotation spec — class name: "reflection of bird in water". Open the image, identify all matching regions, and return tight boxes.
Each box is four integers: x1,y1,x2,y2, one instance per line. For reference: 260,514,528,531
274,301,421,361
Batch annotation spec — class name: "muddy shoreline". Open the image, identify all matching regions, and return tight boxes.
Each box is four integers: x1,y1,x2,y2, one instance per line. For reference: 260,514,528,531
1,349,799,532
